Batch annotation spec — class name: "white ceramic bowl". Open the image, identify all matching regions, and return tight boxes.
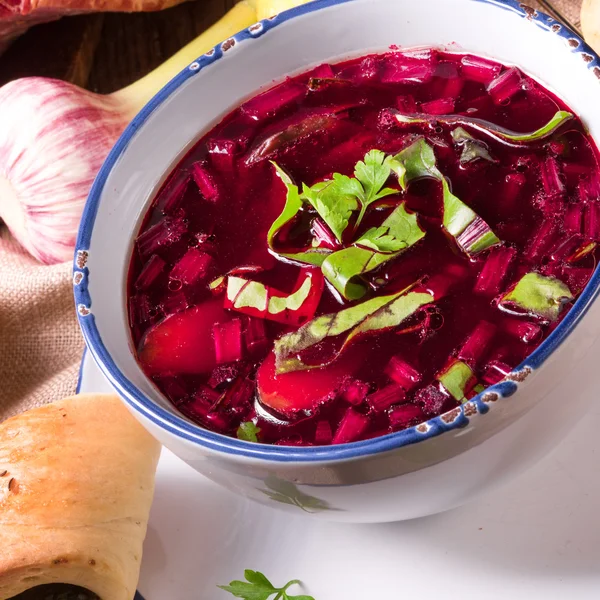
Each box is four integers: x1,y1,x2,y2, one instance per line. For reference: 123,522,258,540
75,0,600,523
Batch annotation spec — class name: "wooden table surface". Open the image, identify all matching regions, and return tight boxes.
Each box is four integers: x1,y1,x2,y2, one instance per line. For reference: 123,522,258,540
0,0,583,93
0,0,238,92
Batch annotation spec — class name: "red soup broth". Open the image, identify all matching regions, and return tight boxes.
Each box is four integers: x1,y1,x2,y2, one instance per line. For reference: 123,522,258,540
128,49,600,446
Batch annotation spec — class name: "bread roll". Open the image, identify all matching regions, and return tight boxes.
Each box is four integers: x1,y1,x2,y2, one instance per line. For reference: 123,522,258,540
0,394,161,600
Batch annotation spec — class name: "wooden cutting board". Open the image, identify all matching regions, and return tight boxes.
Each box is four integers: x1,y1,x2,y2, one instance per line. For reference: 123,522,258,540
0,0,238,91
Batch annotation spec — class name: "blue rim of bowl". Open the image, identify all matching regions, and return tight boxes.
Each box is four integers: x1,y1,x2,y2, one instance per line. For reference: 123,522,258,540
74,0,600,462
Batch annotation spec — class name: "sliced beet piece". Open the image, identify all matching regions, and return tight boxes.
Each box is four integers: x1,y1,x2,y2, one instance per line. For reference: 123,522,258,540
460,55,501,85
135,254,166,291
389,403,425,430
213,318,244,365
256,351,348,417
138,298,231,375
170,248,214,287
385,356,422,390
332,408,369,444
241,82,306,120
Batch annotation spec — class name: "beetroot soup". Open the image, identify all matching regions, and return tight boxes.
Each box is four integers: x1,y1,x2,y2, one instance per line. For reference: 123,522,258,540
128,49,600,446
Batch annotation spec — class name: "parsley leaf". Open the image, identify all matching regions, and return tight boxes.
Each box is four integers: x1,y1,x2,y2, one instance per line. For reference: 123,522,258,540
499,273,574,321
218,571,314,600
302,175,359,242
301,150,399,241
274,287,434,373
321,203,425,300
354,149,399,206
237,421,261,443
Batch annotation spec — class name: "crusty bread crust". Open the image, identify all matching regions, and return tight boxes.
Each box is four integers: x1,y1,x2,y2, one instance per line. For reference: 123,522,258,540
0,394,161,600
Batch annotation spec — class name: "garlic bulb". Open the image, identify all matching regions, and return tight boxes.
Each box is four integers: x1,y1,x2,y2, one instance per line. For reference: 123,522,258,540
0,0,257,264
0,79,130,263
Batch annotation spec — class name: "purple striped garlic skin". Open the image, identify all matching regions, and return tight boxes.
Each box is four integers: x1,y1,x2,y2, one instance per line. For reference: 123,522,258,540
0,77,132,264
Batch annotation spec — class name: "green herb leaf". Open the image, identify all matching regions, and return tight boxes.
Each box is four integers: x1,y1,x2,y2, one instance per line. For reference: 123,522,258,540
391,139,500,256
500,272,574,321
218,571,314,600
437,360,476,403
237,421,261,443
302,176,359,242
392,138,439,190
321,203,425,299
301,150,399,239
268,163,332,267
274,287,434,373
451,127,496,164
394,110,573,144
354,149,399,206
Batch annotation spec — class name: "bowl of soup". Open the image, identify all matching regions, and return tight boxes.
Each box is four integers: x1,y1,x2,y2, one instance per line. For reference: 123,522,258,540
75,0,600,522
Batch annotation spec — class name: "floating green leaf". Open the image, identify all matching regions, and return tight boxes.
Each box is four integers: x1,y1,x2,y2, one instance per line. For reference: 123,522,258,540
237,421,261,443
500,272,574,321
274,286,433,373
321,203,425,300
437,360,476,403
394,110,573,144
451,127,496,164
391,139,500,256
268,163,331,267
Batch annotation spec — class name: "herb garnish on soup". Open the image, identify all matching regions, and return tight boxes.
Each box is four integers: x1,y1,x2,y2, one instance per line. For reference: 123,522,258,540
128,49,600,446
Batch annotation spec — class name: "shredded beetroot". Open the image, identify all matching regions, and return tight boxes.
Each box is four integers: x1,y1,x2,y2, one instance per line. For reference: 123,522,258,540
540,157,565,197
135,254,166,291
487,67,523,104
191,161,219,201
389,404,425,430
170,248,213,287
341,379,369,406
416,385,449,416
332,409,369,444
474,246,516,296
481,360,512,385
312,218,340,250
584,203,600,240
136,217,187,260
213,319,243,365
504,319,542,344
421,97,455,115
244,317,269,356
160,169,191,215
385,356,422,390
315,420,333,445
241,82,306,120
367,384,407,412
564,203,584,233
457,321,496,366
460,54,501,84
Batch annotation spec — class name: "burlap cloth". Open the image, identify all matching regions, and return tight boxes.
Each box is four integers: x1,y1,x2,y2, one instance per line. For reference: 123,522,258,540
0,0,585,423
